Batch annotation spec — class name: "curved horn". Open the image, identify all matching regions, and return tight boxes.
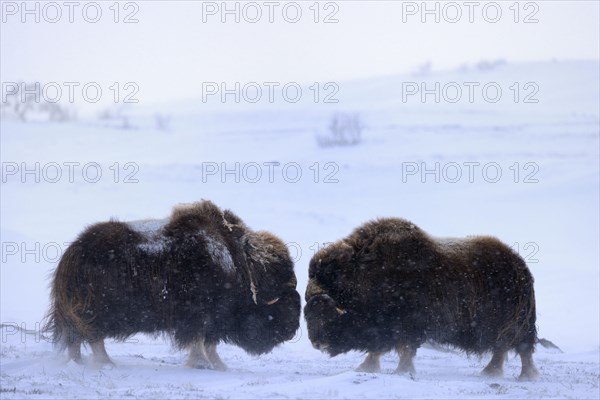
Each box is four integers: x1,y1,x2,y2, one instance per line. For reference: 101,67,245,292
266,297,280,305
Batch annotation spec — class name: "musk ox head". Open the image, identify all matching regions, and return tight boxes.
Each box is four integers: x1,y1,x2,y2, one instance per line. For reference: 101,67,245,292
231,230,301,355
236,289,301,355
304,219,435,356
304,292,352,356
304,241,363,356
305,286,388,357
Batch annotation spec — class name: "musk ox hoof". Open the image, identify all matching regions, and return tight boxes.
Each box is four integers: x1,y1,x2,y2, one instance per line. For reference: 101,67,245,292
93,358,116,369
189,363,211,370
355,365,381,373
355,363,381,373
355,352,382,373
210,360,228,372
518,367,540,381
394,365,416,376
66,357,83,366
187,360,213,370
187,359,228,371
65,354,84,365
481,366,504,378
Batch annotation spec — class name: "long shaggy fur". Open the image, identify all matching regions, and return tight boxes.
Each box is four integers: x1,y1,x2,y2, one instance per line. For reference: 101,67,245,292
304,218,537,378
45,200,301,364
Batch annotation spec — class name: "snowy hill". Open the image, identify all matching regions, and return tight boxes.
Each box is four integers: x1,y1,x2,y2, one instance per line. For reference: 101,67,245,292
1,60,599,399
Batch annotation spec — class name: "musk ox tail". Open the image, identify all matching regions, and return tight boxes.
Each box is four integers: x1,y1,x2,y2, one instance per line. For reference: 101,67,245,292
514,276,538,349
494,255,538,352
44,243,94,352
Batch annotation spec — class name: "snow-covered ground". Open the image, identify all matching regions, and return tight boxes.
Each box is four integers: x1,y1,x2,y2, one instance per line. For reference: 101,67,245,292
1,60,599,399
1,330,596,399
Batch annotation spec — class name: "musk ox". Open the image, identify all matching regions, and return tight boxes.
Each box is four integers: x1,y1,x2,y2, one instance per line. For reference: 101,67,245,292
45,200,301,369
304,218,538,380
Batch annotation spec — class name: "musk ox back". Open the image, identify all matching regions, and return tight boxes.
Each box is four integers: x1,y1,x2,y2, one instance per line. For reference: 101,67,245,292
304,218,538,380
46,200,301,369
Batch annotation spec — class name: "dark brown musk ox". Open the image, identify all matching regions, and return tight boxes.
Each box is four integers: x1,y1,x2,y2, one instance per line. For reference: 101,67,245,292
45,200,301,370
304,218,539,380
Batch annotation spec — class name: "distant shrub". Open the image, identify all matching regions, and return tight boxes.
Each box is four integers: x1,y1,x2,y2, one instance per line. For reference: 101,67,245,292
154,113,172,131
317,112,363,147
1,81,76,122
475,59,506,71
98,105,135,130
412,61,432,77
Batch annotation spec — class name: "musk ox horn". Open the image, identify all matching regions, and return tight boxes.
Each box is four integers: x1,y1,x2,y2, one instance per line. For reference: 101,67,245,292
266,297,280,305
335,307,347,315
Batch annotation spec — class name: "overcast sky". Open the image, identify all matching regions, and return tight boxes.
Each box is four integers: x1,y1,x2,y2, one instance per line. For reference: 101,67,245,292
1,1,599,106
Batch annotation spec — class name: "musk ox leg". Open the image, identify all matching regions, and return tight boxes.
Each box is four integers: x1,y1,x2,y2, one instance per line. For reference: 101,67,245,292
205,343,228,371
355,352,383,373
394,344,417,375
517,348,539,381
90,340,115,366
186,337,213,369
67,340,83,364
481,350,507,377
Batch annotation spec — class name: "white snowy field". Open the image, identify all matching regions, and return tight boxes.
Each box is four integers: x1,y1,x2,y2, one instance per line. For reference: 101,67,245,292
0,329,596,399
1,60,599,399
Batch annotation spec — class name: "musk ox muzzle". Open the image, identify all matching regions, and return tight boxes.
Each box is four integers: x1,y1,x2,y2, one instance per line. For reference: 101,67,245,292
45,200,301,369
304,218,539,380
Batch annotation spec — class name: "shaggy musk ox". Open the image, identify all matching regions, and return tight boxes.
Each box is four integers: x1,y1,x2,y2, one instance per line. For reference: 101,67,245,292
45,200,301,369
304,218,539,380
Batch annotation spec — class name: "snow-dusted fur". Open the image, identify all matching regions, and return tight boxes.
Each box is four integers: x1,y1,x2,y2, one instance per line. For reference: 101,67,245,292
45,200,301,368
304,218,538,380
